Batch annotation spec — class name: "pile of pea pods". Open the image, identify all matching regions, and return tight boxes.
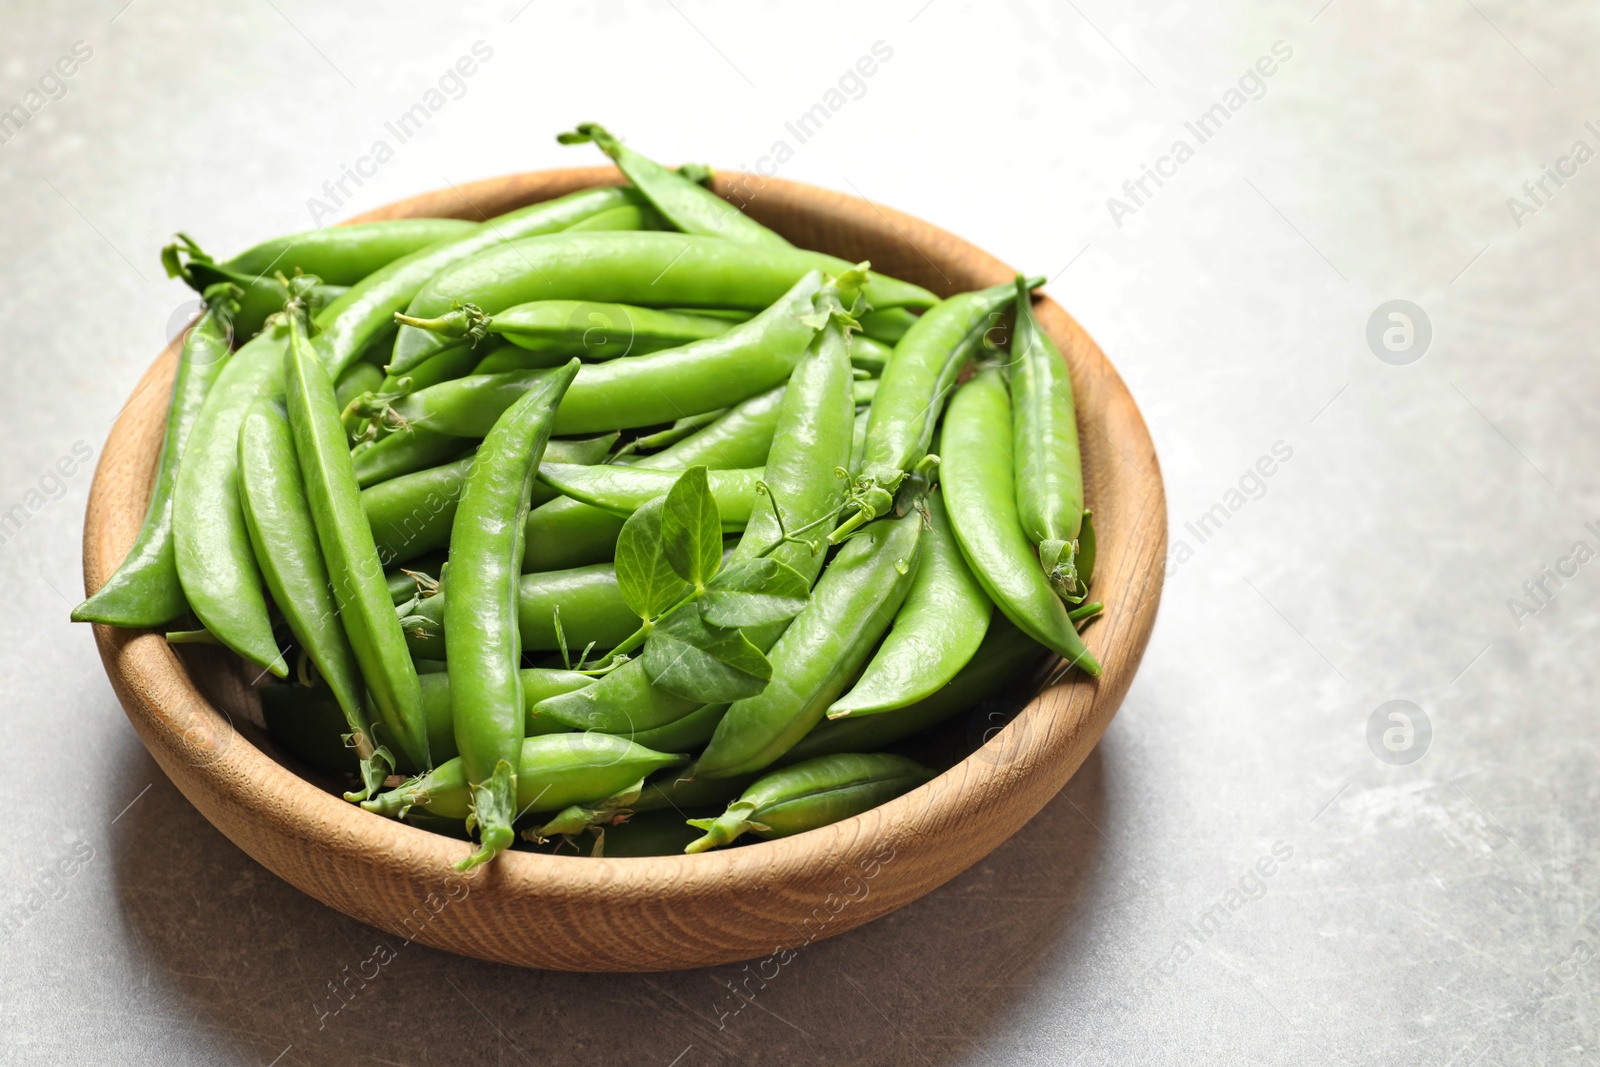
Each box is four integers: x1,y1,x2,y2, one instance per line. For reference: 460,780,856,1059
74,125,1103,868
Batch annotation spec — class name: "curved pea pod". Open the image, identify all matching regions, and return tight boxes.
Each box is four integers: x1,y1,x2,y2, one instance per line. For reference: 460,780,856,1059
383,272,824,438
685,753,933,852
162,239,349,340
74,284,241,628
334,360,384,413
694,506,924,779
170,322,290,677
351,426,473,488
446,358,580,868
397,299,735,362
221,217,477,283
520,384,787,572
360,734,685,823
558,123,792,248
942,368,1100,676
535,659,702,735
849,335,894,375
629,700,728,752
831,280,1026,541
561,201,666,233
419,668,588,764
828,491,990,717
237,398,388,799
283,308,430,769
400,563,637,657
390,231,937,372
537,464,764,528
1008,277,1086,601
858,306,919,345
312,185,640,379
784,616,1049,764
363,434,616,567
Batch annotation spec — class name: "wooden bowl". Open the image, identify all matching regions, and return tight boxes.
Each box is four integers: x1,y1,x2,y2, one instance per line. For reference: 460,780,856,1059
81,167,1166,971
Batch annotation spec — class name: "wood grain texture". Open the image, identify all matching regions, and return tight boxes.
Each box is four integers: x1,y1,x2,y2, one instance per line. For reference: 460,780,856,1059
81,168,1166,971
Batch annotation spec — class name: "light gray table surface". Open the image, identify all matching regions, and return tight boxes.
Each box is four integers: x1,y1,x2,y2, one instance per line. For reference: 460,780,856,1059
2,1,1595,1063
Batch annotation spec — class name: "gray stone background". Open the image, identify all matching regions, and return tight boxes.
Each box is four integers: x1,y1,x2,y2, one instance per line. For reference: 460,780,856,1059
1,0,1594,1063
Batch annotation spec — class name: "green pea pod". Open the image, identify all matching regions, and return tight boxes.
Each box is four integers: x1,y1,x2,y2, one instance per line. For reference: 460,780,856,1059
220,217,476,282
170,323,290,677
372,342,485,397
390,231,937,373
360,734,684,822
161,239,347,341
397,299,735,361
537,464,764,528
313,186,640,378
685,753,933,852
832,280,1026,541
849,335,894,375
446,358,580,869
783,616,1048,764
283,306,431,769
74,284,242,627
382,272,825,438
828,491,991,717
401,564,636,656
351,426,473,488
695,506,924,779
421,669,588,765
363,434,616,567
237,398,389,799
942,368,1100,676
858,307,919,345
721,267,861,614
555,201,665,233
630,700,728,751
333,360,384,412
558,123,791,248
1009,277,1086,601
520,384,788,572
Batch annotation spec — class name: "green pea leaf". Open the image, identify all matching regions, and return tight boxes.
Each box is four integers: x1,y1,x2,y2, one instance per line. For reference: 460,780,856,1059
613,497,691,621
660,466,722,588
700,557,811,628
643,602,771,702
